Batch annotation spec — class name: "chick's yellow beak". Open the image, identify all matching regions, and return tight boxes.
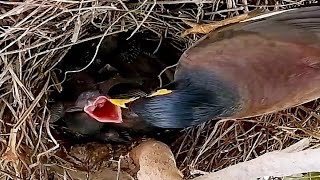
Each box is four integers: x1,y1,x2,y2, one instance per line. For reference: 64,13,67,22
108,97,139,108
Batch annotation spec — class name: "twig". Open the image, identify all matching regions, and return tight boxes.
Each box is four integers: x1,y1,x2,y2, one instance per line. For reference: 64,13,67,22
158,63,178,87
128,0,156,39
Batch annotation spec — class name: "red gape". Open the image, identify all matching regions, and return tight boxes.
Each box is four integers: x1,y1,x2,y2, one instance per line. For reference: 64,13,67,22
84,96,123,123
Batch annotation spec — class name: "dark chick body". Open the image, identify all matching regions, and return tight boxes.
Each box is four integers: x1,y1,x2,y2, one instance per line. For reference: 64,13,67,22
49,31,167,143
129,6,320,128
50,64,177,143
52,107,171,144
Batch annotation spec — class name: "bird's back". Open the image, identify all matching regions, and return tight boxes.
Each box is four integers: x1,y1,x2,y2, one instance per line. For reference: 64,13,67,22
176,6,320,119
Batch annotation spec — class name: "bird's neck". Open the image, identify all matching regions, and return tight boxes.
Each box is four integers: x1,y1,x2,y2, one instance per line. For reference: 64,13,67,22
127,79,241,128
177,83,241,125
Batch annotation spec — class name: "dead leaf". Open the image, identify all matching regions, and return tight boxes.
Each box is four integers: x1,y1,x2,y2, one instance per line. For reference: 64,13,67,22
181,8,265,37
181,14,250,37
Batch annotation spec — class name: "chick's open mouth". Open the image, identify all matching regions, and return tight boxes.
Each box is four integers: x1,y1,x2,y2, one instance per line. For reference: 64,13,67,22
84,96,123,123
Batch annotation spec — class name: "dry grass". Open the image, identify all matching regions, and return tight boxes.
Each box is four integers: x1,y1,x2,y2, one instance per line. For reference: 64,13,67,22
0,0,319,179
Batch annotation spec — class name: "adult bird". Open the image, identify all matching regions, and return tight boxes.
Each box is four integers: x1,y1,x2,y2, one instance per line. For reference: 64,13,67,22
107,6,320,128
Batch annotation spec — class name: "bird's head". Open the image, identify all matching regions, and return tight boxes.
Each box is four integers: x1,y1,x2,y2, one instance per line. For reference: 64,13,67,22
107,79,239,129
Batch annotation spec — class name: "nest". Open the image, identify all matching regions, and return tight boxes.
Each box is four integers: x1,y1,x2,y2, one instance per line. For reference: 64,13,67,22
1,0,320,179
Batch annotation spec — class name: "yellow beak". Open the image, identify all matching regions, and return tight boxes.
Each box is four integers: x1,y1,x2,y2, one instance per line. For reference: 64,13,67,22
108,89,172,108
147,89,172,97
108,97,139,108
